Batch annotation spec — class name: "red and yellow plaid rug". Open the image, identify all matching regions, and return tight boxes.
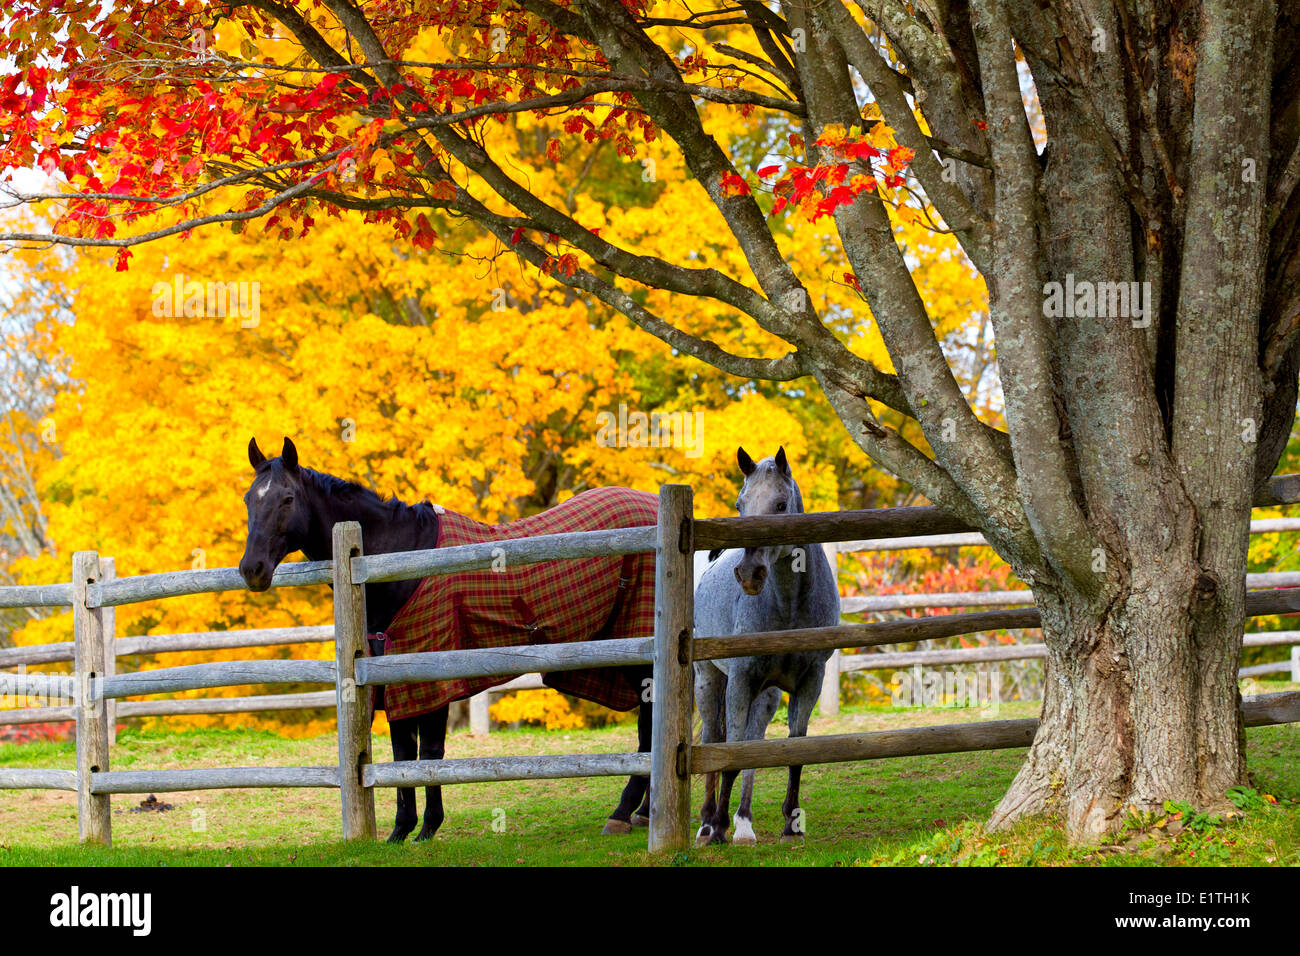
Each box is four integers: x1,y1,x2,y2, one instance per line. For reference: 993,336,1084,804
374,487,658,720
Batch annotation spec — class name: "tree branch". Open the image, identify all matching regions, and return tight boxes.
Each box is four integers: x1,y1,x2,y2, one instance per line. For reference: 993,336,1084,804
819,0,991,276
460,198,807,382
969,0,1099,589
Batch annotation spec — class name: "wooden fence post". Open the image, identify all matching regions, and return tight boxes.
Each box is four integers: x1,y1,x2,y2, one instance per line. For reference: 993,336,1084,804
73,551,111,845
818,543,841,717
648,484,694,852
101,558,117,747
819,651,841,717
333,522,376,840
469,692,491,735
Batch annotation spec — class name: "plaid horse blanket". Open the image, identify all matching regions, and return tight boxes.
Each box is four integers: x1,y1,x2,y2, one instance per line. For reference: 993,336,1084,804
372,487,658,721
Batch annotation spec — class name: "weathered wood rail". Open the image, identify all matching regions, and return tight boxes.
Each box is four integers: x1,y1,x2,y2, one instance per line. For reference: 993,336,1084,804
1,479,1298,851
0,625,334,668
839,571,1300,614
835,631,1300,678
690,691,1300,775
364,752,651,788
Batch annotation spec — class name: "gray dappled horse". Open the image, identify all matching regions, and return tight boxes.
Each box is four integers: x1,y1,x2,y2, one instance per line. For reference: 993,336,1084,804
693,447,841,845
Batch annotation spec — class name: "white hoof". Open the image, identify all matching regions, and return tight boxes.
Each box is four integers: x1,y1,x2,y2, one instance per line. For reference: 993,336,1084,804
733,816,757,846
695,825,713,848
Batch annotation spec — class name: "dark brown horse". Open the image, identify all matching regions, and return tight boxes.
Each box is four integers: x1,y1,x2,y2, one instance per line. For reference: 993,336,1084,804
237,437,653,842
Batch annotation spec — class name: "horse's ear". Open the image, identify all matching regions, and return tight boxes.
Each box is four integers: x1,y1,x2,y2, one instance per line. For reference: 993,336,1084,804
737,447,757,476
248,437,266,470
281,437,299,474
775,445,790,475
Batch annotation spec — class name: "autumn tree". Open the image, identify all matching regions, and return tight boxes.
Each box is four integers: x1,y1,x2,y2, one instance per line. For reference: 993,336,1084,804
4,0,1298,840
0,240,67,647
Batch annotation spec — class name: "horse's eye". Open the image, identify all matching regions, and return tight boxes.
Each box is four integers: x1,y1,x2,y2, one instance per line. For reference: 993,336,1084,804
283,496,294,506
776,501,787,512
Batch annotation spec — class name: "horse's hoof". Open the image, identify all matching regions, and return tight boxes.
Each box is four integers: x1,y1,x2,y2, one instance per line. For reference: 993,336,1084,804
780,833,805,845
694,826,712,848
387,827,412,844
732,817,757,845
413,826,437,843
602,818,634,835
630,813,650,828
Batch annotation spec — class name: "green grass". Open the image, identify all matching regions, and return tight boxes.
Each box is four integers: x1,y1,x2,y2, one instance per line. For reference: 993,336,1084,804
2,687,1298,867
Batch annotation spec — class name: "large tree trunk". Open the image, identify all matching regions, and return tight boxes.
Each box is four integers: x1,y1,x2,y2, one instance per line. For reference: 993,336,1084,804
973,0,1273,839
990,560,1248,838
782,0,1287,842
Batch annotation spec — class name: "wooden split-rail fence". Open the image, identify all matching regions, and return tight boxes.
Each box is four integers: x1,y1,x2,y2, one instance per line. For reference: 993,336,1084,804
7,515,1300,732
2,481,1300,850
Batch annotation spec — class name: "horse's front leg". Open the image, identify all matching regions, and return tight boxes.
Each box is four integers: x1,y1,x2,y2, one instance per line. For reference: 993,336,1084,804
780,663,824,843
387,716,419,843
414,707,449,843
604,693,652,834
709,670,757,846
732,686,781,846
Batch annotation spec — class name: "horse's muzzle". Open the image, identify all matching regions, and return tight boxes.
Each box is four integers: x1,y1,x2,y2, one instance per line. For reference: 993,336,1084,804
239,558,273,591
735,562,768,596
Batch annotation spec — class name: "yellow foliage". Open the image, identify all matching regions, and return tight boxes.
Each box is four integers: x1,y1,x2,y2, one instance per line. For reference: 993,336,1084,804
489,689,588,730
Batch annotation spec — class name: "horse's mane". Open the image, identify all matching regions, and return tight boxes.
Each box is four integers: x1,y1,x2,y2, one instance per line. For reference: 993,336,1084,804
298,465,440,527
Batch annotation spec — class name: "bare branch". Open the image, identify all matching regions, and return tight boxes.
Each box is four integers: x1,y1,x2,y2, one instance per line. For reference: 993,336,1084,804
0,175,322,250
0,149,348,212
463,199,807,383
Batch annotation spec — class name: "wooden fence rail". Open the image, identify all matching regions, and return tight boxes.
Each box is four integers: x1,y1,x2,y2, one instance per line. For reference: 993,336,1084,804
364,752,651,788
0,705,77,725
0,583,73,609
354,639,654,688
94,660,336,700
690,691,1300,775
1,480,1299,852
0,768,77,790
0,693,336,726
0,626,333,668
841,571,1300,614
836,515,1300,553
354,527,657,584
86,561,333,609
91,767,340,794
837,631,1300,677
